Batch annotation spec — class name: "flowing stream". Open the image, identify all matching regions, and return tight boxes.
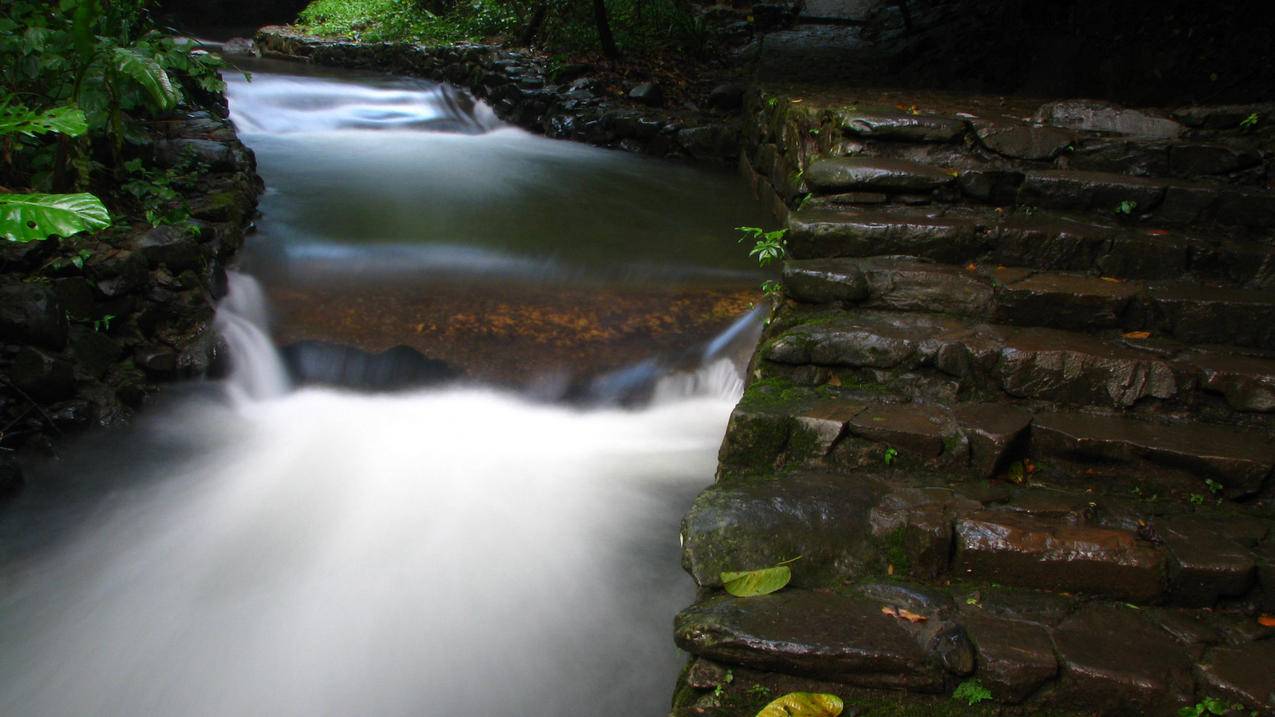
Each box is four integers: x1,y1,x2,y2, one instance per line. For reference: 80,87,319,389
0,59,769,715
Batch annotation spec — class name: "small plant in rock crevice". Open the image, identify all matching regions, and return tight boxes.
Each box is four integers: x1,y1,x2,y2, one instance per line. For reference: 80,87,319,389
1178,696,1246,717
1116,199,1138,215
952,678,992,706
1239,112,1260,130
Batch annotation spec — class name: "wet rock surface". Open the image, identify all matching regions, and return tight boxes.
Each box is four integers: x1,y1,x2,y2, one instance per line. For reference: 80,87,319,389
1,110,260,468
680,81,1275,716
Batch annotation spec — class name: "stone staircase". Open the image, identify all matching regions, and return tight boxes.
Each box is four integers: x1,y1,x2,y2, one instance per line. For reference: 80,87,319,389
673,94,1275,715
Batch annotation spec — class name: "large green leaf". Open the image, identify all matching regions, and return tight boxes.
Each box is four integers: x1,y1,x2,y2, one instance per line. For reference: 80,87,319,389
755,692,844,717
720,565,791,597
0,103,89,138
0,193,112,243
112,46,179,111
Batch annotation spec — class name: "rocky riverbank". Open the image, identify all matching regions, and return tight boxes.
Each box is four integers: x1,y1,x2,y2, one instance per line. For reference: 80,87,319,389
253,25,744,164
1,109,261,495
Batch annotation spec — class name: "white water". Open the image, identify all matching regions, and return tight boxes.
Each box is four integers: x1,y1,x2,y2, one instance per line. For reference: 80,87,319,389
0,273,747,716
0,59,761,716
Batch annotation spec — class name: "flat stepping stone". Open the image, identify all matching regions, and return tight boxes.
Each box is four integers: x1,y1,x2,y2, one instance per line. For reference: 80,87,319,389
959,611,1058,703
1018,169,1168,213
1035,99,1185,140
679,471,886,589
674,591,948,690
784,257,1275,348
1051,605,1195,713
975,122,1077,161
1032,411,1275,497
806,157,957,193
954,511,1167,602
829,108,968,143
786,205,1275,285
761,310,1275,415
1198,640,1275,711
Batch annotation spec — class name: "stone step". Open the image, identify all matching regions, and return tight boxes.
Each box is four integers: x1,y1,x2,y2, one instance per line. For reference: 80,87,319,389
1031,411,1275,499
758,309,1275,421
782,257,1275,349
786,205,1275,286
681,470,1273,607
674,588,1275,713
805,157,958,194
1016,169,1275,228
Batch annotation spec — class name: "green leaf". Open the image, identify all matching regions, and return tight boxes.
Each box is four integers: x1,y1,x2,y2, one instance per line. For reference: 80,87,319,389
720,565,791,597
0,104,89,138
0,193,112,243
112,46,179,111
754,692,843,717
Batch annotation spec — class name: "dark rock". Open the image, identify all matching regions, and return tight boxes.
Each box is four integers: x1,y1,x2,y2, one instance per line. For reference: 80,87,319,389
67,326,123,379
787,206,993,263
677,125,737,160
680,472,883,588
1065,138,1170,177
1036,99,1184,140
1149,283,1275,350
1170,143,1261,176
628,82,663,107
1052,605,1194,713
976,123,1076,160
806,157,957,193
832,109,967,143
994,271,1140,331
1198,641,1275,711
1158,518,1257,607
674,591,946,690
717,404,792,471
1186,351,1275,414
136,225,205,272
954,511,1166,601
866,487,978,579
1172,102,1275,130
10,347,76,402
1032,412,1274,497
89,250,149,298
856,257,993,315
684,658,730,689
1017,169,1167,214
1213,187,1275,228
706,83,745,112
782,259,870,304
846,403,952,459
927,622,976,676
953,403,1031,478
134,346,179,377
960,611,1058,702
0,453,23,498
153,138,238,171
0,281,69,350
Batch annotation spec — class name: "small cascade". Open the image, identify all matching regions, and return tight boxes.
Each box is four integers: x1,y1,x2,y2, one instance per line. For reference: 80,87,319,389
214,272,291,401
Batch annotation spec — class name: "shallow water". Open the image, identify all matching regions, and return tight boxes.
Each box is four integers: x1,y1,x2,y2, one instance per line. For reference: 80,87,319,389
0,58,765,716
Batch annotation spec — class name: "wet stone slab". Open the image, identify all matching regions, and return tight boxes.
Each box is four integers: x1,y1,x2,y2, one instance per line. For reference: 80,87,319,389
674,591,947,691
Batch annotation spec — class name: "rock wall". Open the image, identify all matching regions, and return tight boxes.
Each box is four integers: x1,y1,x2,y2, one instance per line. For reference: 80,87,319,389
254,26,743,164
1,111,261,493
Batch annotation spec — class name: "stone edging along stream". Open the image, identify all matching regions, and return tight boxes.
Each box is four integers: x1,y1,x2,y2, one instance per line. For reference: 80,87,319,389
1,108,261,492
253,26,743,164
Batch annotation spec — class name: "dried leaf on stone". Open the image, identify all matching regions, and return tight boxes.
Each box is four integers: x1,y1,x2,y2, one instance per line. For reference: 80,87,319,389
721,566,791,597
1122,331,1152,340
881,606,928,623
1259,614,1275,627
754,692,844,717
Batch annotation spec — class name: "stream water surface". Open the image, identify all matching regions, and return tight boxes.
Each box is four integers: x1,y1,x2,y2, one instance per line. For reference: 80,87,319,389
0,58,768,715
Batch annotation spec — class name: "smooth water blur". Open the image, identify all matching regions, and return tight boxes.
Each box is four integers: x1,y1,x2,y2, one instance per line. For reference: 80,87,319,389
226,58,767,287
0,59,765,716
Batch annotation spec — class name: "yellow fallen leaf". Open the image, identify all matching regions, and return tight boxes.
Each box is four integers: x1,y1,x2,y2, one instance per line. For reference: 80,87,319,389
828,375,842,386
881,606,928,623
755,692,843,717
1123,331,1152,340
1259,614,1275,627
964,262,977,271
1101,276,1123,283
